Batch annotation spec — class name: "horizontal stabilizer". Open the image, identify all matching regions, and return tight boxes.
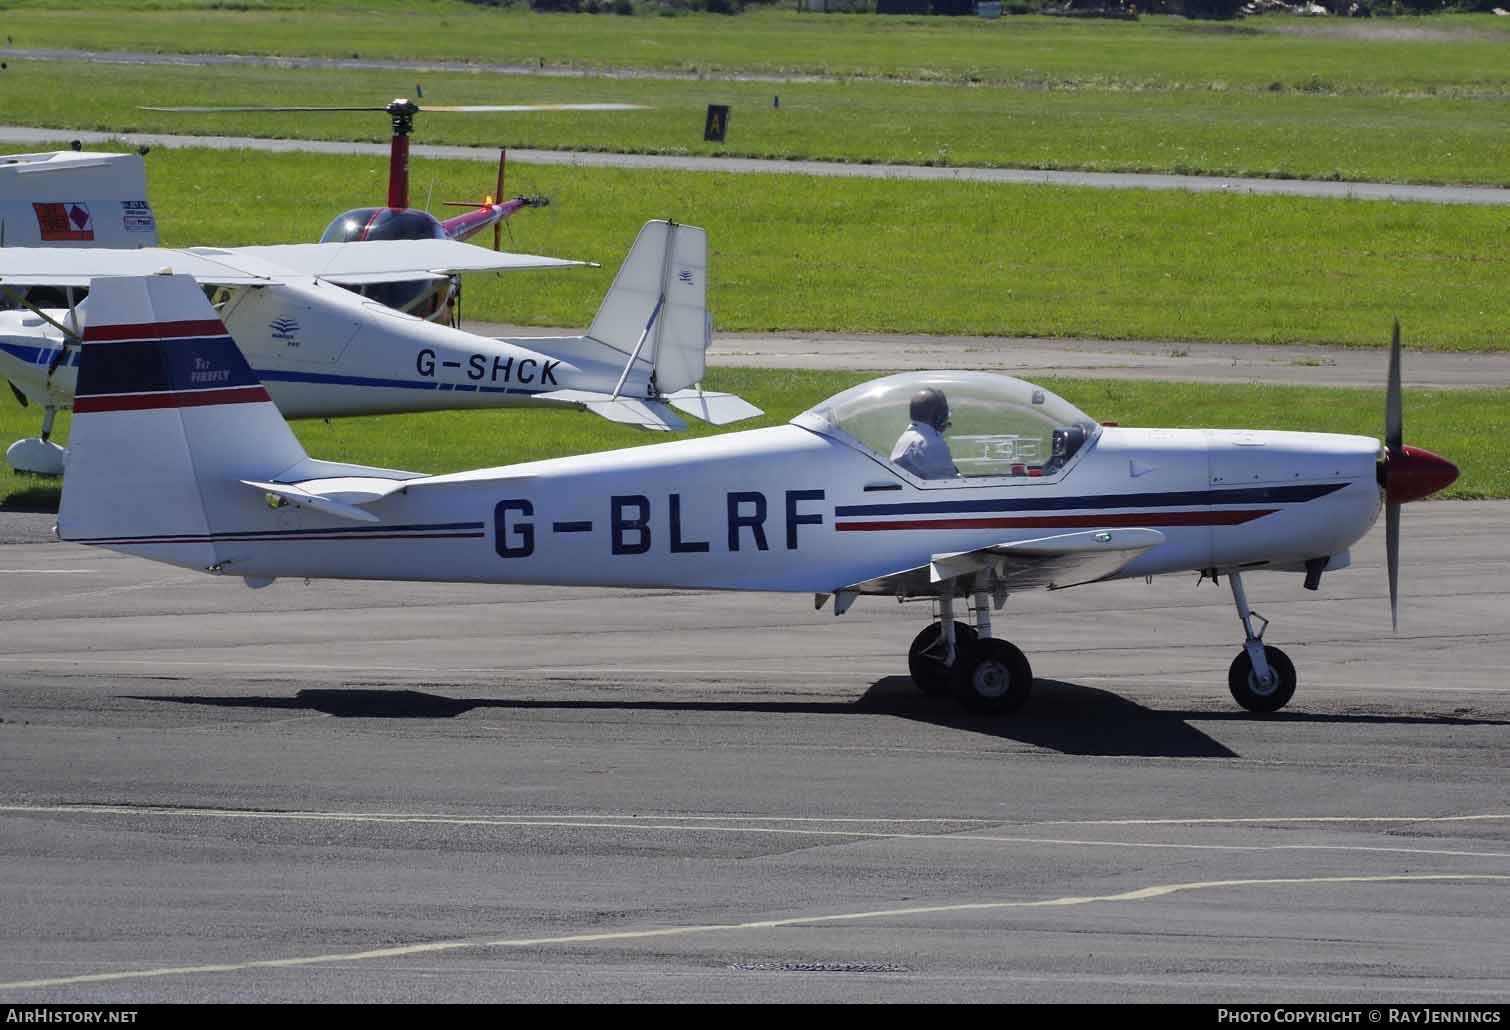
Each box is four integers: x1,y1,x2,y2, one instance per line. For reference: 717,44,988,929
665,388,763,426
241,480,382,524
537,389,688,432
277,456,426,484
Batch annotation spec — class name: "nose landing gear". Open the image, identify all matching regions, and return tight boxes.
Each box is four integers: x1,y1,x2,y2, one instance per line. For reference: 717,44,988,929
1224,571,1296,713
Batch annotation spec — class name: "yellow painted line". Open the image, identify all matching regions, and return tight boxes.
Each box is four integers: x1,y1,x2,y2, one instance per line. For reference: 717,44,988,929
2,874,1505,992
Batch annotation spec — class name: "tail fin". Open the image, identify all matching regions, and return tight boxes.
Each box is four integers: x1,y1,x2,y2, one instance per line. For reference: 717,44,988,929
585,219,708,395
57,274,308,568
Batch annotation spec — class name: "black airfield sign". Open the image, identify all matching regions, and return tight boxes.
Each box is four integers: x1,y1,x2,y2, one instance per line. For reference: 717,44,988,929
704,104,730,143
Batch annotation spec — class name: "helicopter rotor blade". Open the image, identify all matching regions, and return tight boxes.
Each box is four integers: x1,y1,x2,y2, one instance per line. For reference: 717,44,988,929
421,103,650,113
141,105,390,113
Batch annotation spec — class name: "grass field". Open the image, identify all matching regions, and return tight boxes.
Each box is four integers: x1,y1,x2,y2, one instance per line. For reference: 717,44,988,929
4,370,1503,509
29,145,1500,350
5,58,1508,186
1,5,1507,95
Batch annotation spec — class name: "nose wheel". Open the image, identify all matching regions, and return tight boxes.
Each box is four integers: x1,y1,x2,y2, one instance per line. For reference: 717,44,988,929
1228,644,1296,713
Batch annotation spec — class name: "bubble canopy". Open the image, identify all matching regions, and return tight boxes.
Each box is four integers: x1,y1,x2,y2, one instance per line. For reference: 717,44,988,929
792,371,1100,481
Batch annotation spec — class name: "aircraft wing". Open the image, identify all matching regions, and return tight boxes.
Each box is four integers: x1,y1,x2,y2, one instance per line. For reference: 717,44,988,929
227,240,593,284
841,528,1167,597
0,240,591,288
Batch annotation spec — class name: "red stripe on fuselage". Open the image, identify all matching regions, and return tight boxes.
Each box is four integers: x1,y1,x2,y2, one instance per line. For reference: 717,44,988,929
82,320,229,343
73,385,271,412
835,510,1277,532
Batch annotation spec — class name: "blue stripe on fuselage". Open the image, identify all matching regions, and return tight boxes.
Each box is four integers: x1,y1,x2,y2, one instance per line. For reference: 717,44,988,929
833,482,1348,518
254,368,547,397
0,341,74,368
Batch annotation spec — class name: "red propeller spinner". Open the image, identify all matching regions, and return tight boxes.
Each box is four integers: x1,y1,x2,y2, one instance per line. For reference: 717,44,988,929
1381,444,1459,506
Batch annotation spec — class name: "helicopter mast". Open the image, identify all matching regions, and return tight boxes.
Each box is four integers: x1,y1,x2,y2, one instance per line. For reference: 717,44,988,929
386,98,419,210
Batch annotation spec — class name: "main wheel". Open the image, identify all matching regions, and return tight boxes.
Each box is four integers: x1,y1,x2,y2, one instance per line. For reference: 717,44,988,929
907,621,977,695
951,638,1033,715
1228,645,1297,713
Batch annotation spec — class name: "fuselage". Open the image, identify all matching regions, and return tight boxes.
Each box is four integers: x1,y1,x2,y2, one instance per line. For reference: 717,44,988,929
0,285,655,419
163,420,1384,594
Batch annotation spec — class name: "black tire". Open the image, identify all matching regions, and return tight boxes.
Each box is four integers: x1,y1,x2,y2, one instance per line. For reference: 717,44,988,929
951,638,1033,715
1228,645,1297,713
907,621,977,695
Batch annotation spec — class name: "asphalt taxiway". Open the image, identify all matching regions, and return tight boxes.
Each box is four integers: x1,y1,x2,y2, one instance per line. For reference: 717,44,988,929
0,503,1505,1002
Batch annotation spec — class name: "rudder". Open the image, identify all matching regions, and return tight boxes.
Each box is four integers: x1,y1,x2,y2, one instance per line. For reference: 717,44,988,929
585,220,709,395
57,274,308,568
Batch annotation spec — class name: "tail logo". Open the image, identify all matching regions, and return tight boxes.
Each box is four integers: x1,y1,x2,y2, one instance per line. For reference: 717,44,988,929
269,316,301,347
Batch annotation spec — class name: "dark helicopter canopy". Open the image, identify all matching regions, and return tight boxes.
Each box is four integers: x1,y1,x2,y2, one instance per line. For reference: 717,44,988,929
317,207,454,320
319,207,448,244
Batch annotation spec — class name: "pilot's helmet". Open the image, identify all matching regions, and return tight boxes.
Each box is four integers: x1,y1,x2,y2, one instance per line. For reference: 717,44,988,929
909,387,950,432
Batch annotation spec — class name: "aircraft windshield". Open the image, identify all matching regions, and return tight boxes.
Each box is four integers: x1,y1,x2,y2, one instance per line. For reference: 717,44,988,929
795,371,1099,480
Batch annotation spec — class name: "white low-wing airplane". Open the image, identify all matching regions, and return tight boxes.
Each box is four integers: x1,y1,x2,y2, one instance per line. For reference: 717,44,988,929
0,220,760,473
56,274,1459,715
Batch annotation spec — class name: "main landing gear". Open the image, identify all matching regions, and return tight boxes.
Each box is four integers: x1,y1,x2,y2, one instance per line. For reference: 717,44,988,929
907,591,1033,715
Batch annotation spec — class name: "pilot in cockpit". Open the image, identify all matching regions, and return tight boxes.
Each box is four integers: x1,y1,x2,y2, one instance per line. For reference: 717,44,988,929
890,387,960,480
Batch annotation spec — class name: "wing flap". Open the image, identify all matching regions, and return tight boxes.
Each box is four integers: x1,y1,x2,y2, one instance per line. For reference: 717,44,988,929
846,528,1167,597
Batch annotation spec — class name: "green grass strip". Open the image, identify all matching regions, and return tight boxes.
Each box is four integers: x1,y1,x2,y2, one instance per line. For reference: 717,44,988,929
1,6,1507,95
3,53,1509,186
44,145,1498,351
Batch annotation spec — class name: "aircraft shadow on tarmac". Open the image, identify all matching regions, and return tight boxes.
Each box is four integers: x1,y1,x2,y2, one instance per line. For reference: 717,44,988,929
126,679,1501,759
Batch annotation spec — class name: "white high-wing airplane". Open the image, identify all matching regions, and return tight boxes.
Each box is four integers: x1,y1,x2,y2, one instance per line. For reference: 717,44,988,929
0,220,761,473
56,274,1459,715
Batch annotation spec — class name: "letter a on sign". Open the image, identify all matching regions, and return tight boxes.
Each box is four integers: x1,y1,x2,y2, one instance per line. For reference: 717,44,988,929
704,105,730,143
